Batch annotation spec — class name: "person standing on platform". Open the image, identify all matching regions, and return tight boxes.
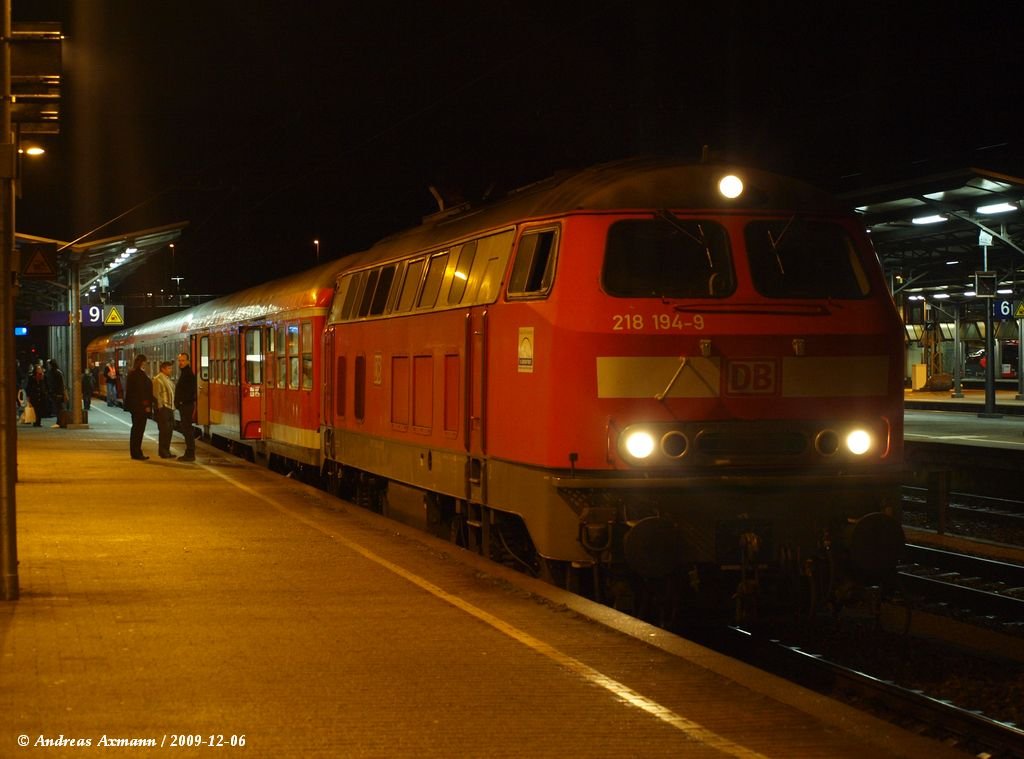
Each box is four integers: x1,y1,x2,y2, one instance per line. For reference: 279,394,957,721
152,361,176,459
45,359,67,425
105,362,119,407
175,352,197,462
80,365,94,412
24,364,49,427
124,354,154,460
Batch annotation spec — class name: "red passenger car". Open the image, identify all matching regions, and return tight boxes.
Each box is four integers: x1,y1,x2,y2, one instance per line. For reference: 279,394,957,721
89,262,339,468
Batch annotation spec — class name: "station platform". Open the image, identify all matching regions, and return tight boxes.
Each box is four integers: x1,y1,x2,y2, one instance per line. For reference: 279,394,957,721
905,389,1024,450
1,407,965,758
905,386,1024,416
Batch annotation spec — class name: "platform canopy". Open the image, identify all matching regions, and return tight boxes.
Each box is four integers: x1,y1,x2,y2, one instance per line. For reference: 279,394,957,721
840,168,1024,299
14,221,187,320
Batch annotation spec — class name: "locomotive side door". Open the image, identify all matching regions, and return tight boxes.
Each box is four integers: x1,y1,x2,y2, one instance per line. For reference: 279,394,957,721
195,333,211,432
466,308,487,503
239,327,263,439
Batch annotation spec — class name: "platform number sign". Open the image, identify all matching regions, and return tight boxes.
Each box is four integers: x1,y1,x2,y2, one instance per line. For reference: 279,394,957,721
993,300,1014,321
81,304,126,326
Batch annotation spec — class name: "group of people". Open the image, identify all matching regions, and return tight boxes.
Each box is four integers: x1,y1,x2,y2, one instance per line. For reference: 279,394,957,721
123,352,197,462
21,359,69,428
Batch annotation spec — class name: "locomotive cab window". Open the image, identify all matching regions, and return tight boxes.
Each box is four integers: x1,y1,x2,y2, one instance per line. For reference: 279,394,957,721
508,228,558,298
745,219,870,298
603,218,733,298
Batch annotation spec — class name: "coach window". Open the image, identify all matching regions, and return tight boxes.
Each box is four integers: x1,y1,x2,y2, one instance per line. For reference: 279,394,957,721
301,321,313,389
395,257,425,313
508,228,558,298
287,323,300,389
447,241,477,305
229,331,238,385
199,336,210,382
245,329,262,384
212,334,222,384
277,322,288,388
417,252,448,309
266,326,276,388
221,333,229,384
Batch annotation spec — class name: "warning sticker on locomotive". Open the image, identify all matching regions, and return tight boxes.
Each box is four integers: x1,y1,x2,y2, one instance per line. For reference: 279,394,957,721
518,328,534,373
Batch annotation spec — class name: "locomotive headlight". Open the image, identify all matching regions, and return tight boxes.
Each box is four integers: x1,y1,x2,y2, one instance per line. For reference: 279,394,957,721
624,430,656,459
845,429,872,456
718,174,744,199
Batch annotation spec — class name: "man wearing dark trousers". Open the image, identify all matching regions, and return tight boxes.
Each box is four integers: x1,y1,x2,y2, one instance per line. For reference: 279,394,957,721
124,354,154,460
175,352,197,462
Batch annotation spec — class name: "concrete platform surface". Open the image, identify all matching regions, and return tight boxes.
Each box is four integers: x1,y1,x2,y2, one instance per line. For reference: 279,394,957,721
1,406,965,758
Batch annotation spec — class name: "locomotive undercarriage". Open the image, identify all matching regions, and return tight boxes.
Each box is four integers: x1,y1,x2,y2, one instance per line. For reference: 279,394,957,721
320,444,904,623
221,423,906,623
561,476,906,622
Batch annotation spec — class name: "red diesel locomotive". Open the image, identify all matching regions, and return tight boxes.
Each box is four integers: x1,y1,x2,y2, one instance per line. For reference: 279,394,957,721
90,158,906,615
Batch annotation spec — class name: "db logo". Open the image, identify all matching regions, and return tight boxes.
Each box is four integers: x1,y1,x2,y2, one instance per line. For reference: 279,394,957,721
727,360,778,394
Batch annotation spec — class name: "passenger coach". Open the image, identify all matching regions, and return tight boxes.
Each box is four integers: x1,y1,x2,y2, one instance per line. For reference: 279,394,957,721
90,262,342,468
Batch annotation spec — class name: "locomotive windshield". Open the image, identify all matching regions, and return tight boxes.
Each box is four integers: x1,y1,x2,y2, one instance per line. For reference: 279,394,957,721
602,218,734,298
745,219,870,298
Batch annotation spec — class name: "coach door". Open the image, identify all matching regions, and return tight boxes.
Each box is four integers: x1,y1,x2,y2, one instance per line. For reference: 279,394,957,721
195,334,210,430
239,327,263,439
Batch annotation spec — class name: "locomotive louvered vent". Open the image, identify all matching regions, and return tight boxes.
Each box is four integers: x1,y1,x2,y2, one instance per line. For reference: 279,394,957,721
696,431,807,456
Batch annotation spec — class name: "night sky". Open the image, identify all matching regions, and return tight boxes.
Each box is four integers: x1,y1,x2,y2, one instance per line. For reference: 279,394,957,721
13,1,1024,297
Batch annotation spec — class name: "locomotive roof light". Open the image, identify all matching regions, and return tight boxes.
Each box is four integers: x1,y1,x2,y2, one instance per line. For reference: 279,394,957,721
623,429,656,460
718,174,744,199
845,429,873,456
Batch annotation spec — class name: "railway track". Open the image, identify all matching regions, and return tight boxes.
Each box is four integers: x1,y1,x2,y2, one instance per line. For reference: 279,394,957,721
714,624,1024,759
897,543,1024,633
672,543,1024,757
903,485,1024,532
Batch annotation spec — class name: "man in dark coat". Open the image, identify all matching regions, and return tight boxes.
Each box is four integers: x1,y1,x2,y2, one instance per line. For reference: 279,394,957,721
174,352,197,462
45,359,67,417
124,354,154,460
24,364,49,427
